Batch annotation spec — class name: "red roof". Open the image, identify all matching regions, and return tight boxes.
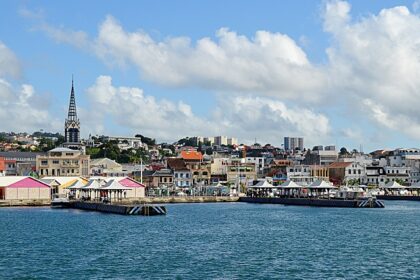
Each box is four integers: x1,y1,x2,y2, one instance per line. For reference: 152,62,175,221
180,150,203,161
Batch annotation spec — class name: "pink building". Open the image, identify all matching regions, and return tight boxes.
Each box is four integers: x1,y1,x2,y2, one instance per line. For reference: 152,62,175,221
0,176,51,200
118,177,146,198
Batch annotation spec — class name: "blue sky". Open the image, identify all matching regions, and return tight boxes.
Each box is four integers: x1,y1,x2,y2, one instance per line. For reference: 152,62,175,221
1,0,420,151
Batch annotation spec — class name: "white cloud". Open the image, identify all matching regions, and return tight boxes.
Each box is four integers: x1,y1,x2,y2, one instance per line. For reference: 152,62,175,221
324,1,420,140
0,41,21,78
37,23,91,49
93,16,328,102
25,2,420,145
0,42,60,133
0,80,61,132
85,75,217,140
322,0,351,33
85,76,331,145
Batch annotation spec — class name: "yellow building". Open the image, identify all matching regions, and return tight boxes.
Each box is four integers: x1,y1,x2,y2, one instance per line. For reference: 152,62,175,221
36,147,90,177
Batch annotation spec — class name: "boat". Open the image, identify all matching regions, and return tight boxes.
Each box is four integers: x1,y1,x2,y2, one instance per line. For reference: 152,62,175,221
51,197,70,208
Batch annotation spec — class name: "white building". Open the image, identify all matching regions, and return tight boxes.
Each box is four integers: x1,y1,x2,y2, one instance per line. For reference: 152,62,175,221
245,157,266,176
227,138,238,146
203,137,214,145
284,137,304,151
287,165,314,186
211,158,229,175
102,136,145,150
90,158,128,177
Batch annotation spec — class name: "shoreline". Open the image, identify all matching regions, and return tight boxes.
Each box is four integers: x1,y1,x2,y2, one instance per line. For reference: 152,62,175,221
0,196,240,207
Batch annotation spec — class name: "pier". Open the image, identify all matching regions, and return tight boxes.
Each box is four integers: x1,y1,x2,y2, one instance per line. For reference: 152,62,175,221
239,197,385,208
55,201,167,216
376,195,420,201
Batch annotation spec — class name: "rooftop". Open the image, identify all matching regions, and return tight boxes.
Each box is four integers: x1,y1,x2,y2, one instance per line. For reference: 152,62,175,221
180,150,203,161
167,158,188,171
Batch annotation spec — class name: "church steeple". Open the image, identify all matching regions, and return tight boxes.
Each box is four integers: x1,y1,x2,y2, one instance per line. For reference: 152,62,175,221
64,77,81,148
67,77,78,121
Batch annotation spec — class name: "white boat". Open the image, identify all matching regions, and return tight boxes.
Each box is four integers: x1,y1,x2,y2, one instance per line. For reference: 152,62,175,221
51,197,70,208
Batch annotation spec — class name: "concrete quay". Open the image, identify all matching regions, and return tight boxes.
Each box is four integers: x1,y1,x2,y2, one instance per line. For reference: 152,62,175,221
0,199,51,207
127,196,240,204
0,196,239,207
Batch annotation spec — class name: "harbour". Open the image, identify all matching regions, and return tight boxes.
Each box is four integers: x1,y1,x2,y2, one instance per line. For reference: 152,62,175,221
1,201,419,279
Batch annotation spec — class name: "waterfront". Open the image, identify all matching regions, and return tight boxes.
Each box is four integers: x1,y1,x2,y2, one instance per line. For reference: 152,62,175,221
1,202,420,279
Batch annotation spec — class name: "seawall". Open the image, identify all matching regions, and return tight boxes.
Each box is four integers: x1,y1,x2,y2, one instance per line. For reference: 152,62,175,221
0,196,240,207
125,196,240,204
0,199,51,207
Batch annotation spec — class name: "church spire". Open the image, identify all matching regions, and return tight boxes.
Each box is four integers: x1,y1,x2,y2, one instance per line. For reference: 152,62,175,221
64,76,81,147
67,76,78,121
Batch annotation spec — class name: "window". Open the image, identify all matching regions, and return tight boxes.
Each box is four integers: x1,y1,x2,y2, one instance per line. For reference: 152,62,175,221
52,160,59,164
358,170,361,174
41,160,48,165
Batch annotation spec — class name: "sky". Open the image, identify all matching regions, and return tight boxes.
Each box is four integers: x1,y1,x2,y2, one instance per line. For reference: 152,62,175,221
1,0,420,151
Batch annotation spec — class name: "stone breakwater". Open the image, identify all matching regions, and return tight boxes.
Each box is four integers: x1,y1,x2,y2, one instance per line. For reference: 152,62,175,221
0,196,240,207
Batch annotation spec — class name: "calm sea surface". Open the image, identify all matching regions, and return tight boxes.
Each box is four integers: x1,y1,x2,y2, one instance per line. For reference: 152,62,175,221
0,202,419,279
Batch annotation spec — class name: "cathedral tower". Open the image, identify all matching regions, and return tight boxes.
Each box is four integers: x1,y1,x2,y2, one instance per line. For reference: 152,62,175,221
63,78,81,150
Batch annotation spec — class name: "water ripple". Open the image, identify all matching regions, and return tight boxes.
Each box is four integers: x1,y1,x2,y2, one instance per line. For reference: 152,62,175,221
0,202,419,279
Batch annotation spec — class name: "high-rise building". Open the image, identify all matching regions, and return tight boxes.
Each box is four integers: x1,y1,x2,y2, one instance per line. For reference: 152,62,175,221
63,79,82,151
227,138,238,146
284,137,304,151
214,136,228,146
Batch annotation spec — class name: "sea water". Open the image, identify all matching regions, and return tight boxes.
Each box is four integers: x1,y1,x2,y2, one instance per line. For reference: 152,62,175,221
0,202,419,279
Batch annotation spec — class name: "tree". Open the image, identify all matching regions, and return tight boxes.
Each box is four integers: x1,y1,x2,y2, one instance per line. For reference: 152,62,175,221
135,134,155,146
339,147,349,156
176,137,196,147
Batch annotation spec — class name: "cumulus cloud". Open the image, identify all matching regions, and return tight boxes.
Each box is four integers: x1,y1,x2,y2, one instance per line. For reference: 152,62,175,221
0,42,60,132
94,16,327,102
85,76,331,144
0,79,61,132
324,1,420,139
24,2,420,145
86,75,218,140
